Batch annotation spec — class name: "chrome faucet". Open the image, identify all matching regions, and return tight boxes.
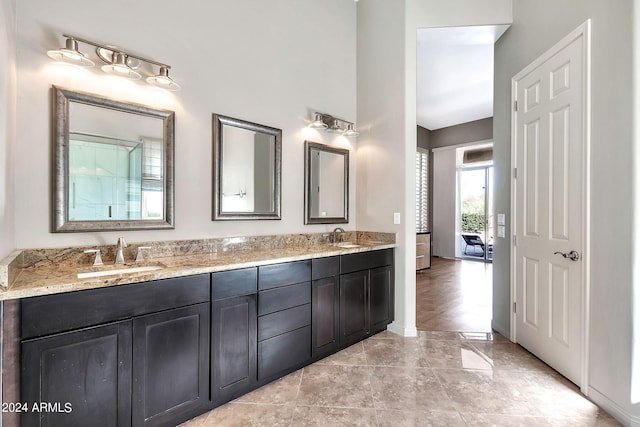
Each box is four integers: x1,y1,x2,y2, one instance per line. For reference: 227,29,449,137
115,237,128,264
332,227,345,244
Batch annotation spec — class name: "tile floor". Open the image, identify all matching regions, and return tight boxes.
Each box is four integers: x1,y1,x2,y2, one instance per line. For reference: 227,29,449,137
180,331,620,426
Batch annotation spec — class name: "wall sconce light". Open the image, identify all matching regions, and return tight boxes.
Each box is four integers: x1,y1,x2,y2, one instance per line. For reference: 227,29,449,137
47,34,180,91
307,112,359,138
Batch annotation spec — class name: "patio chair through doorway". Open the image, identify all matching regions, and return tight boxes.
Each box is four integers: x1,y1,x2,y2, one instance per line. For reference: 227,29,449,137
461,234,486,256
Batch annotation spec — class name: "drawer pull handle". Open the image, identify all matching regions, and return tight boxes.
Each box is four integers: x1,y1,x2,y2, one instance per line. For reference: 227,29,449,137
416,255,425,259
416,243,425,246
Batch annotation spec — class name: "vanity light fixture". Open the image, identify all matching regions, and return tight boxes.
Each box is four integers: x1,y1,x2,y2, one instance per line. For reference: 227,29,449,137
100,52,141,80
307,112,359,138
47,38,95,67
342,123,360,137
146,66,181,91
47,34,180,90
326,118,345,134
308,113,328,129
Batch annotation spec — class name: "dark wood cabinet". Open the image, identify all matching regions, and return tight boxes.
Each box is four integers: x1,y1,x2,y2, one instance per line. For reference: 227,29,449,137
312,275,339,358
21,275,210,427
211,268,258,405
22,320,133,427
339,270,369,346
19,249,394,427
339,249,395,345
211,294,257,405
256,262,312,382
132,303,210,427
369,265,394,333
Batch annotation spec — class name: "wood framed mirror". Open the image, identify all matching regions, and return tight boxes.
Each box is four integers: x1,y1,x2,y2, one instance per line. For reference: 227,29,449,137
212,114,282,220
52,86,175,232
304,141,349,224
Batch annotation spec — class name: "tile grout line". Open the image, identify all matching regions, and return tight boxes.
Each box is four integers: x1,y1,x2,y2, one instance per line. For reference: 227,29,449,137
288,368,305,427
362,341,381,426
429,363,471,426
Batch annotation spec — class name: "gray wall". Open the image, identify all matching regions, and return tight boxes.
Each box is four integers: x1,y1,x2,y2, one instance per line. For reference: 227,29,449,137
418,119,493,239
494,0,636,420
430,117,493,149
417,125,430,150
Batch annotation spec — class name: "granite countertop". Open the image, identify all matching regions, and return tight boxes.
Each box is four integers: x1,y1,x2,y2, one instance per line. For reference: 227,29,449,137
0,237,396,301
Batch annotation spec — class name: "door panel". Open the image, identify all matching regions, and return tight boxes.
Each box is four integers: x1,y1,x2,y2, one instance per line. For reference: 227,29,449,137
339,270,368,346
369,266,393,332
132,304,210,427
211,294,257,404
514,28,586,386
22,321,132,427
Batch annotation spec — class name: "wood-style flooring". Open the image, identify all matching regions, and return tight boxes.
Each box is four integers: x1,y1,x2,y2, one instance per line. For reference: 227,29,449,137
416,257,492,332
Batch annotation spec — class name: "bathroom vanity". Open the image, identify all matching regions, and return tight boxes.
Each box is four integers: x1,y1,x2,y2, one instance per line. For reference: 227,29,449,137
0,234,395,427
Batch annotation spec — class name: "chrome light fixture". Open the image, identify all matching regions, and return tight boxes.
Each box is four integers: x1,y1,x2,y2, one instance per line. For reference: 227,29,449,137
47,34,180,90
308,113,328,129
326,119,345,134
47,38,95,67
342,123,360,137
146,66,180,91
307,112,359,138
100,52,141,80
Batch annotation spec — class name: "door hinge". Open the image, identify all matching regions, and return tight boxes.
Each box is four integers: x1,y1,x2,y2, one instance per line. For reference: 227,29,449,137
514,167,517,179
513,235,517,246
513,302,517,313
514,100,518,111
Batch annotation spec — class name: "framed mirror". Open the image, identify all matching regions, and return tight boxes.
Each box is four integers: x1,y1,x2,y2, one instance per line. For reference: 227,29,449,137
212,114,282,220
52,86,175,232
304,141,349,224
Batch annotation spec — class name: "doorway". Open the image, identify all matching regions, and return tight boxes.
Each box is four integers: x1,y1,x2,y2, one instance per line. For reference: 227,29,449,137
459,165,493,262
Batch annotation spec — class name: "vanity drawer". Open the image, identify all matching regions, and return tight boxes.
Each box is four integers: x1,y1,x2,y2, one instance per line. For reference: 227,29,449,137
312,256,340,280
21,274,210,339
212,267,258,300
258,325,311,380
258,282,311,315
340,249,393,274
258,304,311,341
258,260,311,290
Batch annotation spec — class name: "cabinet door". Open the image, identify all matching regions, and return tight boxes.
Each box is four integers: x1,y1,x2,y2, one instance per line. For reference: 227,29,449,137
312,276,339,358
212,294,257,404
339,270,369,346
132,303,210,427
22,320,132,427
369,265,394,333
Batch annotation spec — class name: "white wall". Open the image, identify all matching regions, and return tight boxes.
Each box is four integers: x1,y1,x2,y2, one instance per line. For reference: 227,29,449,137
431,148,456,258
0,0,16,260
495,0,638,423
356,0,511,337
13,0,357,249
357,0,416,337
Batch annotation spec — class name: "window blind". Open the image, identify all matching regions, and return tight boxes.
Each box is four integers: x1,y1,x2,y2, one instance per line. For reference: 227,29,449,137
416,150,429,232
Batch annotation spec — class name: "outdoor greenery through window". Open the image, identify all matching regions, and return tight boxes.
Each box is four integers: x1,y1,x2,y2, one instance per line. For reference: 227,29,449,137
416,149,429,232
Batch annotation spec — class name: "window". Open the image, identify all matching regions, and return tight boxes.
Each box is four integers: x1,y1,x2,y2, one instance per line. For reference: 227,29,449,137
416,149,429,232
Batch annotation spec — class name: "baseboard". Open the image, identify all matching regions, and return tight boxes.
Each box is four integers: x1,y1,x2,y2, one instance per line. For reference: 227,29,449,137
588,386,640,426
386,321,418,337
491,320,511,341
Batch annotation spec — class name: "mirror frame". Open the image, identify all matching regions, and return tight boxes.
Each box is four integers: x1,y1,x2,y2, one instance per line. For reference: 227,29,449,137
304,140,349,224
52,86,175,232
212,114,282,220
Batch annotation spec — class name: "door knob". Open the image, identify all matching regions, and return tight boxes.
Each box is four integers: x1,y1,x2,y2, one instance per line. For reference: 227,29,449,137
554,250,580,261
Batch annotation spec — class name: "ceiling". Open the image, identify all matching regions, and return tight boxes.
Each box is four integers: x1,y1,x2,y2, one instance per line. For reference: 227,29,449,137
416,24,510,131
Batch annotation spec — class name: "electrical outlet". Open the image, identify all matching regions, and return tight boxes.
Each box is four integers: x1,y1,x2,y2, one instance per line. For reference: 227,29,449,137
393,212,401,225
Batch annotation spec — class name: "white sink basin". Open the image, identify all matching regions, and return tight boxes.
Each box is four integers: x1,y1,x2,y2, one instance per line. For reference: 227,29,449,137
336,242,361,249
77,265,163,279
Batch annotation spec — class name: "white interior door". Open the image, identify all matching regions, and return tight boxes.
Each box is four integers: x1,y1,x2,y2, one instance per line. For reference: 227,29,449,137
512,23,589,387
